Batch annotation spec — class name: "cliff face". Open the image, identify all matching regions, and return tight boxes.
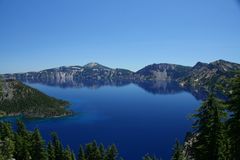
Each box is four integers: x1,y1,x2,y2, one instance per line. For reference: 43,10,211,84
135,63,191,81
0,79,71,118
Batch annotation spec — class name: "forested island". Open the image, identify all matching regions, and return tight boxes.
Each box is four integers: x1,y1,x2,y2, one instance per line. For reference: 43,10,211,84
0,79,72,118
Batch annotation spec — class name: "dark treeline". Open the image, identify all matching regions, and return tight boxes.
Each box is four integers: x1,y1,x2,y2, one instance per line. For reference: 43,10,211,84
0,120,161,160
171,77,240,160
0,120,124,160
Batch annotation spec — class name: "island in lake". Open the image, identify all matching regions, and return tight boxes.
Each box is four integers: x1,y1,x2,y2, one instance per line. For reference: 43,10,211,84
0,79,71,118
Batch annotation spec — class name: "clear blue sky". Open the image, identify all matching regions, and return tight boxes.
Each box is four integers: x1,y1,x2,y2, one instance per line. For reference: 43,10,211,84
1,0,240,73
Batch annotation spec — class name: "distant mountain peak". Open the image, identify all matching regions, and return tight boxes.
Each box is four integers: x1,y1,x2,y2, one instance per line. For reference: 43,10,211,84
84,62,99,68
210,59,234,65
193,62,208,69
83,62,111,70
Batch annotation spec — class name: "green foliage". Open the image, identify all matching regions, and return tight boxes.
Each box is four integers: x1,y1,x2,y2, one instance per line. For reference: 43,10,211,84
78,145,86,160
171,140,184,160
142,154,160,160
191,95,227,160
31,128,47,160
51,132,64,160
185,77,240,160
84,141,101,160
0,120,124,160
0,137,15,160
0,80,71,118
226,77,240,159
64,145,75,160
16,120,29,138
47,142,56,160
0,122,14,140
78,141,120,160
105,144,118,160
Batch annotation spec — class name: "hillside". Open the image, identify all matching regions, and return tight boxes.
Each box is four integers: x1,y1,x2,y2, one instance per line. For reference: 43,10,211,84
0,79,71,118
179,60,240,94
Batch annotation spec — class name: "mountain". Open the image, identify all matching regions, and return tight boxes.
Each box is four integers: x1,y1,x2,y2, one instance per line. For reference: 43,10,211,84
2,60,240,97
74,62,134,81
4,62,135,83
179,60,240,94
0,79,71,118
135,63,191,81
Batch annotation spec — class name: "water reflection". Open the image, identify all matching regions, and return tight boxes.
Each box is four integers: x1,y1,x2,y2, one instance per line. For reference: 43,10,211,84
21,78,209,100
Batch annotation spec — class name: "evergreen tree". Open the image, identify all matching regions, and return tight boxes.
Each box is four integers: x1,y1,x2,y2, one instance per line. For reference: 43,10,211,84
226,77,240,160
99,143,105,159
192,94,227,160
105,144,118,160
14,136,31,160
14,120,32,159
0,121,124,160
16,120,29,138
0,137,15,160
171,139,184,160
142,154,160,160
51,132,64,160
47,142,56,160
0,122,15,159
0,122,14,140
85,141,101,160
78,145,86,160
71,150,76,160
64,145,74,160
31,128,47,160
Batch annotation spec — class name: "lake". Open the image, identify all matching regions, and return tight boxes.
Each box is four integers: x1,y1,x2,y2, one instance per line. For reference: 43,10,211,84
3,81,201,160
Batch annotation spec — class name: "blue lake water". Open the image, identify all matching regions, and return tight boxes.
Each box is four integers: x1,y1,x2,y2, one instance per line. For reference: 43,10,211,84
3,82,201,160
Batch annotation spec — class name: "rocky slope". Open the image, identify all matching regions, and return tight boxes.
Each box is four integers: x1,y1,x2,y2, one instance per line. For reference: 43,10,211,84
135,63,191,81
179,60,240,94
0,79,71,118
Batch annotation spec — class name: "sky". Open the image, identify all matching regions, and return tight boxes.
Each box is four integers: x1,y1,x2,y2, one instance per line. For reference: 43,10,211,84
0,0,240,73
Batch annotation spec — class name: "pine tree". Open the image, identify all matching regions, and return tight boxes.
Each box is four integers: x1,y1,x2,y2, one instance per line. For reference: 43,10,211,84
78,145,86,160
0,122,14,140
171,139,184,160
31,128,47,160
71,150,76,160
105,144,118,160
0,122,15,159
64,145,74,160
47,142,56,160
0,137,15,160
99,143,105,159
15,120,32,159
16,120,29,138
15,137,31,160
85,141,101,160
226,77,240,160
192,94,227,160
142,154,160,160
51,132,64,160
